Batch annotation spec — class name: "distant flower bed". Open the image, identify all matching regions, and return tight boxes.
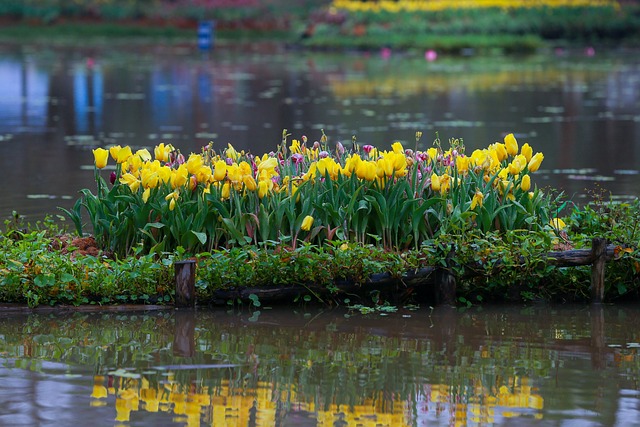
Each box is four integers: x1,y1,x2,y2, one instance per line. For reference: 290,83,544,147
331,0,618,12
64,130,555,258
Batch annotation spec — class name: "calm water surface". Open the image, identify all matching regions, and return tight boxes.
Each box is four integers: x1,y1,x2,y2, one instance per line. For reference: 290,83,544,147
0,41,639,221
1,305,639,426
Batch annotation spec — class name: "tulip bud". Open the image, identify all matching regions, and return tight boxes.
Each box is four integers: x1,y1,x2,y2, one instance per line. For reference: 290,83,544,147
301,215,314,231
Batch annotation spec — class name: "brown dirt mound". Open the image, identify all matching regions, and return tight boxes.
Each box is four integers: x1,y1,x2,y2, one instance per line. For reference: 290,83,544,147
50,235,101,258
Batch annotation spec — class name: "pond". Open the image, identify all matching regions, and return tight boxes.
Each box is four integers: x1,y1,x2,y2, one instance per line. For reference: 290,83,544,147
0,41,639,222
1,304,639,426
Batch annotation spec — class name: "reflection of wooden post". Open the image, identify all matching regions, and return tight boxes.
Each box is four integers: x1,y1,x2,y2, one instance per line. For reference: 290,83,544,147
175,260,196,308
436,305,458,365
590,304,605,370
435,245,456,306
591,238,607,303
173,311,196,357
435,268,456,306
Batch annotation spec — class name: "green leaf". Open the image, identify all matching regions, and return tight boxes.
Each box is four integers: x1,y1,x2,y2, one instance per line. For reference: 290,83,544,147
34,274,55,288
191,230,207,245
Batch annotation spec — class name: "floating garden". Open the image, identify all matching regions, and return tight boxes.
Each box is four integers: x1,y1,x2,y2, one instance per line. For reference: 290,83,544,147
0,131,638,307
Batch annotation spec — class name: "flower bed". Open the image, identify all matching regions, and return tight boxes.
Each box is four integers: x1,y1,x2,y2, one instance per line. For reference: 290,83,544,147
71,131,548,257
1,131,638,307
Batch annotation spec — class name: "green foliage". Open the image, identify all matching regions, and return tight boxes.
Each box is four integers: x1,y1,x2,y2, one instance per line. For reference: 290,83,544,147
307,5,640,52
0,221,174,307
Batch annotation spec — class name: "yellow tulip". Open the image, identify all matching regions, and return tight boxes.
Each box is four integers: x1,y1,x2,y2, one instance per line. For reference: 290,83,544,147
504,133,518,157
226,143,240,160
439,173,451,194
430,173,441,191
391,141,404,154
470,149,490,170
243,175,257,191
92,148,109,169
154,143,173,162
289,139,301,154
521,143,533,162
258,180,270,198
301,215,314,231
221,182,231,199
390,151,407,174
142,187,151,203
471,190,484,210
188,175,197,191
140,168,159,189
456,155,470,174
226,164,242,184
498,167,509,180
171,164,189,189
550,218,566,229
508,154,527,175
135,148,152,162
157,165,172,184
120,173,140,192
377,156,394,178
528,152,544,173
356,161,377,181
195,165,212,183
109,145,121,161
213,160,227,181
491,142,508,162
520,174,531,191
186,153,204,175
115,146,133,164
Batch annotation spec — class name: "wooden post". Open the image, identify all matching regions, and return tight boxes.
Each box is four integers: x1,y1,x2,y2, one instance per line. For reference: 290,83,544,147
590,238,607,303
175,259,196,308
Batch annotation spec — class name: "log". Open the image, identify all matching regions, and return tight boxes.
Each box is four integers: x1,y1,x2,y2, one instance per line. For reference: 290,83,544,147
545,244,615,266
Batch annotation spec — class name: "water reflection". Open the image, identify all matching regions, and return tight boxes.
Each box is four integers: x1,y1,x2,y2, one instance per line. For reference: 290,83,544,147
1,305,639,426
0,42,639,221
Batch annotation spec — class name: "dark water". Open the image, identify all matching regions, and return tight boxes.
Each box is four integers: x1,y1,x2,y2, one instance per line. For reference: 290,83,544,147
0,41,639,222
1,305,639,426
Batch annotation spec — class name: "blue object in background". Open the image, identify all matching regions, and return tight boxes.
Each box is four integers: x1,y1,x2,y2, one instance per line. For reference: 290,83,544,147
198,21,215,51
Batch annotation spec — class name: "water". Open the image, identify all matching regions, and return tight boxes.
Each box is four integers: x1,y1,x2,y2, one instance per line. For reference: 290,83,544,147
0,41,639,222
1,305,639,426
